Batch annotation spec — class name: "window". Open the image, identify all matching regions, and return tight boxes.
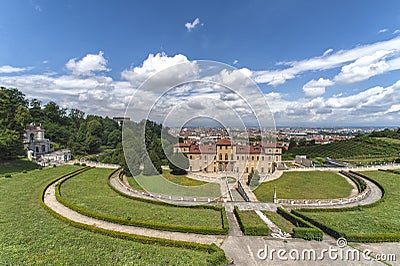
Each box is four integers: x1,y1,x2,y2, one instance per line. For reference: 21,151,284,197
242,156,244,160
225,154,228,160
237,156,239,160
36,147,39,152
246,167,248,173
219,153,222,160
199,155,202,159
257,156,259,161
41,145,46,152
261,167,264,173
251,167,254,172
251,156,254,161
262,156,264,161
189,155,192,159
231,154,234,160
225,146,227,150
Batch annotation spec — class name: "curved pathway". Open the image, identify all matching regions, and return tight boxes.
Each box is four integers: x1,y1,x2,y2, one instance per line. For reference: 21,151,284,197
43,175,225,245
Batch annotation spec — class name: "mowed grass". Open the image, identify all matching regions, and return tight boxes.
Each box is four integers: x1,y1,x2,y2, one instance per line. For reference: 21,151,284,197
127,170,209,191
0,157,39,175
254,171,353,202
162,170,208,186
263,211,295,234
133,171,220,198
297,171,400,235
0,165,226,265
60,168,223,228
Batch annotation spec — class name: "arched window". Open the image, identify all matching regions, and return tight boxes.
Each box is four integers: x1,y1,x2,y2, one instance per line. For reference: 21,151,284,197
225,154,228,160
41,145,45,152
231,154,234,160
219,153,222,160
30,133,34,142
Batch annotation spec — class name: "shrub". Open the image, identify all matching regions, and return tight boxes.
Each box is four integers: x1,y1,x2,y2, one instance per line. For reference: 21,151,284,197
81,163,86,166
277,207,323,241
53,164,57,167
293,227,323,241
73,162,81,166
5,174,12,178
233,206,270,236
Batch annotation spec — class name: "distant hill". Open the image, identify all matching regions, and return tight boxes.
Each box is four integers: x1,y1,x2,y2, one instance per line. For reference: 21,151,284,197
287,136,400,164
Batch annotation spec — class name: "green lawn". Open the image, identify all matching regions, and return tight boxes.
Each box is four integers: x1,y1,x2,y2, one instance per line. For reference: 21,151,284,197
234,209,270,236
162,170,209,186
60,168,223,229
0,157,39,175
297,171,400,235
263,211,295,234
254,171,353,202
0,165,226,265
132,171,220,198
127,171,209,191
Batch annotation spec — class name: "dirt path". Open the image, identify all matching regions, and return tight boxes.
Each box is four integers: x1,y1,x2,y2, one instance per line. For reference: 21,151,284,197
43,177,225,246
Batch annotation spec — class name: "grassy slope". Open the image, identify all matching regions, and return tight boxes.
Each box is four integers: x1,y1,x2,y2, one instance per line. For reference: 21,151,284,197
288,137,400,162
132,172,220,198
263,211,295,233
0,157,39,175
0,165,224,265
297,171,400,235
254,171,353,202
60,168,223,228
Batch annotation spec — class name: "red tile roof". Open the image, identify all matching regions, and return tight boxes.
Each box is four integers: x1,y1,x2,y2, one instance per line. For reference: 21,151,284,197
216,139,232,146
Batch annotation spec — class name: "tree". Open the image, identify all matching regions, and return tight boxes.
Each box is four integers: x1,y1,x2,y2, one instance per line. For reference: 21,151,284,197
169,152,189,175
107,129,121,148
143,150,162,175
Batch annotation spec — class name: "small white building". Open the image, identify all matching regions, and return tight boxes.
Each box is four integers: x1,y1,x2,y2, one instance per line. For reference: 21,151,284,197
24,124,71,165
24,124,53,160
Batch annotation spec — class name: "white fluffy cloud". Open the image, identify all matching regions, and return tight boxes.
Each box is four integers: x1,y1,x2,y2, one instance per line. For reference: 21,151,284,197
185,18,201,32
253,37,400,86
334,50,395,83
66,51,110,76
302,78,334,98
0,65,31,73
121,52,198,89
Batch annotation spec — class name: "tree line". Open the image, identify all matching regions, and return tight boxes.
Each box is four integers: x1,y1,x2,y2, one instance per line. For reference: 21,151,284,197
0,87,188,177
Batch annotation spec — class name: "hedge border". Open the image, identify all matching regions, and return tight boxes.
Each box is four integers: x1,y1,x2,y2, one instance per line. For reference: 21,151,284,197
339,170,366,193
277,207,323,241
56,168,227,235
298,171,386,213
233,206,270,236
293,171,400,242
39,168,228,264
109,170,229,234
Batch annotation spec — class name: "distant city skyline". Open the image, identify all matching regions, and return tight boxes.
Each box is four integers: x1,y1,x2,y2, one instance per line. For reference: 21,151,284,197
1,1,400,127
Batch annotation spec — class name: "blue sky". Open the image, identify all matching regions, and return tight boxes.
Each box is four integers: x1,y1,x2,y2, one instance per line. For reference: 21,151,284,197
1,0,400,127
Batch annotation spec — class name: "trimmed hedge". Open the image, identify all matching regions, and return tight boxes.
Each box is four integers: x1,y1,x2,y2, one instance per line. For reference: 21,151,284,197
277,207,323,241
39,168,228,264
56,169,227,235
291,209,342,239
339,170,366,193
345,233,400,243
293,227,323,241
233,206,270,236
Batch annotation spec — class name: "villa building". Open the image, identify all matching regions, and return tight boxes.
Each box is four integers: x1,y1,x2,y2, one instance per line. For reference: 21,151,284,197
174,138,282,175
24,124,71,164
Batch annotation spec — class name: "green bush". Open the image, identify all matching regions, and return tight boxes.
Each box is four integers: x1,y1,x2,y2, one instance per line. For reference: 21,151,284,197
277,207,323,241
5,174,12,178
81,163,87,166
291,210,343,239
339,170,366,192
73,162,81,166
233,206,270,236
346,233,400,242
293,227,323,241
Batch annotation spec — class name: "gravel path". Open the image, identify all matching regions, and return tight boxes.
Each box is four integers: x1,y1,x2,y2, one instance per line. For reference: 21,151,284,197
43,177,225,245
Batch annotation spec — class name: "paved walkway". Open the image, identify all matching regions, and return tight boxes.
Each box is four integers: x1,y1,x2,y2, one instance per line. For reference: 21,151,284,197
43,176,225,245
221,236,385,265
